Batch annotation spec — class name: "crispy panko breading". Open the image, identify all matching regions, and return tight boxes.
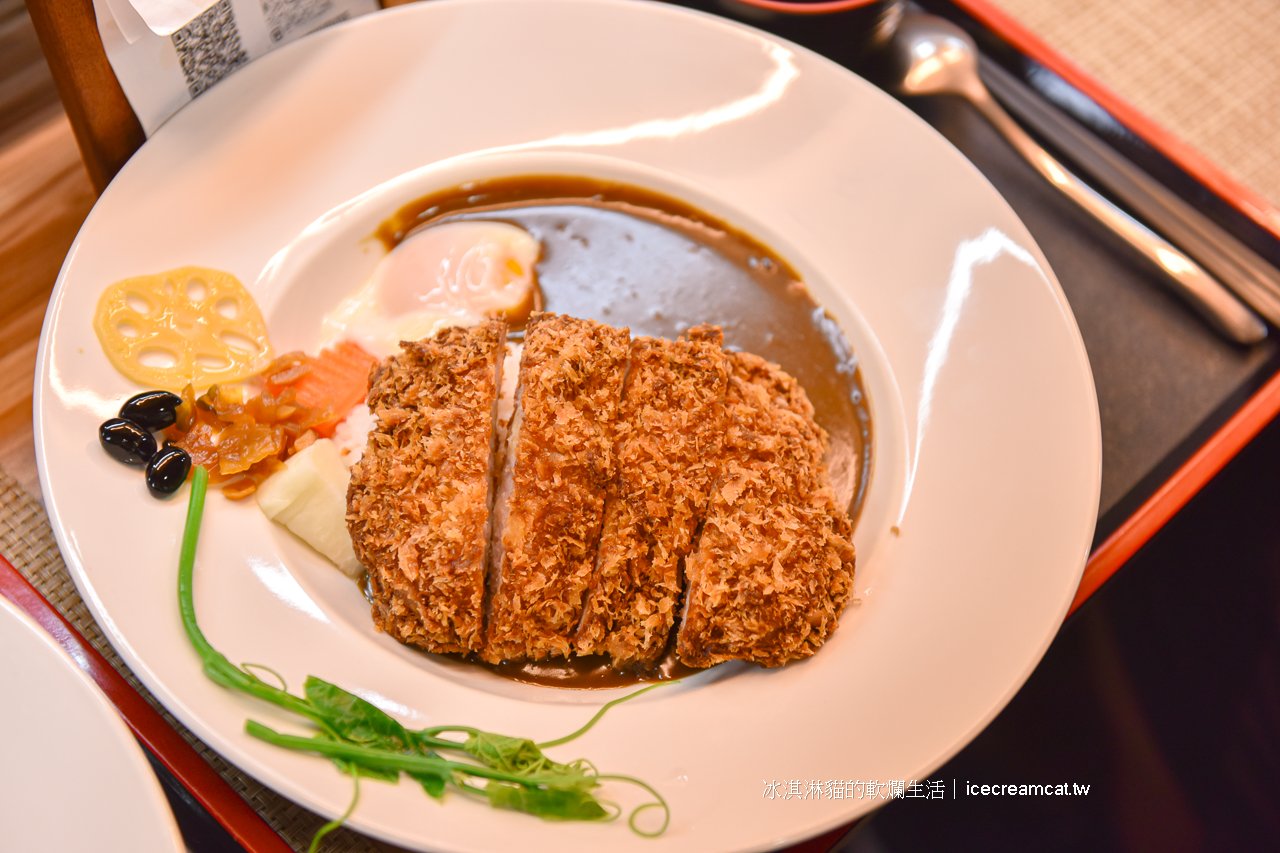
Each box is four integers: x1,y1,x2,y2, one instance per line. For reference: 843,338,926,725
677,351,856,668
575,326,729,667
347,321,506,655
483,313,630,663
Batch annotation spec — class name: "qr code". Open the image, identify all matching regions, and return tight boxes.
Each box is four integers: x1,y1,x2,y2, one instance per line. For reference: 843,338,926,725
171,0,249,98
262,0,334,42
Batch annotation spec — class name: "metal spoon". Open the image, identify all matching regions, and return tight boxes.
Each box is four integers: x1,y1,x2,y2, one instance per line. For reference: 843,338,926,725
876,10,1267,345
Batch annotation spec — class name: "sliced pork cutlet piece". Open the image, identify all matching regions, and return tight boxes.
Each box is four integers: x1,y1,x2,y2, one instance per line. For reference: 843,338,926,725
575,326,729,667
483,313,630,664
677,351,856,669
347,320,506,655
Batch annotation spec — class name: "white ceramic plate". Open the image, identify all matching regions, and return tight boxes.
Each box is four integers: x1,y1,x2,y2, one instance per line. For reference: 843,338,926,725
35,1,1101,851
0,595,185,853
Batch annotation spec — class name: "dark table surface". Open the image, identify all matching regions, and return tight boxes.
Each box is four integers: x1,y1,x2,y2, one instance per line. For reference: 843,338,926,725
833,364,1280,852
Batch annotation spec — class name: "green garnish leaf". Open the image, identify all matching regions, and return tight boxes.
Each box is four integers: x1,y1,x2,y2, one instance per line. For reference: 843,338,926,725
409,768,449,799
303,676,410,751
484,782,611,821
464,732,580,780
177,465,671,844
465,732,542,771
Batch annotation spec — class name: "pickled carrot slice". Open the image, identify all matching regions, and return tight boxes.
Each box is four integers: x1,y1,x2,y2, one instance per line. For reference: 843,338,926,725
291,342,377,437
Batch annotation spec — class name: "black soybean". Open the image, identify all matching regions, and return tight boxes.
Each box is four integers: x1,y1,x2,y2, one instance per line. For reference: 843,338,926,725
99,418,157,465
120,390,183,431
146,445,192,497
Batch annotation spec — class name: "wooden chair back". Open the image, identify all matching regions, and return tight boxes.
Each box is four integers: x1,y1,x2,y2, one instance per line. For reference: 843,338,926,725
25,0,145,194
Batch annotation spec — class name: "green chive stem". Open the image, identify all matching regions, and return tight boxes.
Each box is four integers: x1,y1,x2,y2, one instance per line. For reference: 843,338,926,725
308,775,360,853
537,681,676,749
246,721,599,790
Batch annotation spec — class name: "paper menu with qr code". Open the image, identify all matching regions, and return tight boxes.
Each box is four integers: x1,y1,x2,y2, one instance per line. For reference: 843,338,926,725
93,0,380,136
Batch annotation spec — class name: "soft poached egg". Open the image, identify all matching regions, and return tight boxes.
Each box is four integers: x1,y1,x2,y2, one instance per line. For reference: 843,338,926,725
320,220,540,358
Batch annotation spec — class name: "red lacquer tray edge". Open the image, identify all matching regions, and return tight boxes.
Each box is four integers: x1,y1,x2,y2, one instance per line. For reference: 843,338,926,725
1068,370,1280,614
952,0,1280,244
942,0,1280,609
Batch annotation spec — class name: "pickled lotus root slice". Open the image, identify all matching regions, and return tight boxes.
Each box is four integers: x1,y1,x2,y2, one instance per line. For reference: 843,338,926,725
94,266,274,390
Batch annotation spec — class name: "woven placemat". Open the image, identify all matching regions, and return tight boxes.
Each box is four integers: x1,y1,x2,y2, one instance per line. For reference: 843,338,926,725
988,0,1280,210
0,465,410,853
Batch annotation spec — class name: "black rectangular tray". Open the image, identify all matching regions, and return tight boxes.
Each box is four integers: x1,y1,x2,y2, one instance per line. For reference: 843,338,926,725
670,0,1280,551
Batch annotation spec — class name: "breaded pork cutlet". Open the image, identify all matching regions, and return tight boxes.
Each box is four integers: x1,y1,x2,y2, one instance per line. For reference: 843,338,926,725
347,320,506,655
677,351,856,668
575,325,729,667
483,313,630,664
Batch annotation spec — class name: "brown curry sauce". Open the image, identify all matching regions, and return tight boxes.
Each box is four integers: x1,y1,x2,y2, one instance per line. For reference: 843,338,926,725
371,175,872,688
